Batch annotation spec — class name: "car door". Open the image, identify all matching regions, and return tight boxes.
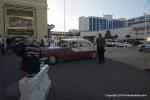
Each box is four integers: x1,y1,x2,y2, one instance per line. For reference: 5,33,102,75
70,41,81,59
57,41,79,60
79,41,95,58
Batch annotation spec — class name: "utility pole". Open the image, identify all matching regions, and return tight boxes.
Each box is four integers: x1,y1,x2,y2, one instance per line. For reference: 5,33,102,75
144,13,147,39
64,0,66,32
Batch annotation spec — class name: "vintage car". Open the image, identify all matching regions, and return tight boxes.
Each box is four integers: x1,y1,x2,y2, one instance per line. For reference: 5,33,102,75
27,38,97,64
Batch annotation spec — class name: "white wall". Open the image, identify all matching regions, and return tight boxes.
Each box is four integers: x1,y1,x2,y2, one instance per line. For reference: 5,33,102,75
80,22,150,40
79,17,89,31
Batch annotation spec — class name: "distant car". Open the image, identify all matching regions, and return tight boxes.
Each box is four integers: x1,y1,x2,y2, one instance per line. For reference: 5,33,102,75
116,42,132,48
27,38,97,64
106,39,127,47
138,41,150,52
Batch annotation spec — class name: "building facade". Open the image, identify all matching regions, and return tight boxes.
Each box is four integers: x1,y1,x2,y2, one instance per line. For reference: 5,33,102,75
79,14,150,41
79,15,126,32
0,0,48,41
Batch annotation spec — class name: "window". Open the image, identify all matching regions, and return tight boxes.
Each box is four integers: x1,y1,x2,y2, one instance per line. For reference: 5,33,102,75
80,41,92,47
89,18,92,31
71,41,79,47
59,40,68,47
93,18,96,31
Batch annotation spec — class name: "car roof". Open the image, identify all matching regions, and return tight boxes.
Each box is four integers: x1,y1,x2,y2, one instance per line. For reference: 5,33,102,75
61,38,91,43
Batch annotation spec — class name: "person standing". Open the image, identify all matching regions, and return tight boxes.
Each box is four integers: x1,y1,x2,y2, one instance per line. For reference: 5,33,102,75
43,35,49,47
48,35,51,47
0,35,5,55
6,37,12,55
95,33,106,63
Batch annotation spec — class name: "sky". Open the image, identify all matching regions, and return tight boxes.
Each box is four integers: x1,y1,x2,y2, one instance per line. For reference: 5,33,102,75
47,0,150,32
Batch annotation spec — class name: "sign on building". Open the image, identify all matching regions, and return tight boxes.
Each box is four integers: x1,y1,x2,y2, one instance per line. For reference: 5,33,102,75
4,5,36,36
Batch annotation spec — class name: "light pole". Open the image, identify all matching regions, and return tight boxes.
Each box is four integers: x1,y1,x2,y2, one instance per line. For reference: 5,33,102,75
64,0,66,32
144,13,147,39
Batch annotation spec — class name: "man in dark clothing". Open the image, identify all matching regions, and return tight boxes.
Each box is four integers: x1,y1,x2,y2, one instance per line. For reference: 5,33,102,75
0,35,5,55
95,33,106,63
6,37,13,55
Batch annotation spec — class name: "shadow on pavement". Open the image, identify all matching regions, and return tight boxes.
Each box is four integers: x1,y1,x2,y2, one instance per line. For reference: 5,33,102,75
1,54,150,100
48,58,150,100
0,54,20,100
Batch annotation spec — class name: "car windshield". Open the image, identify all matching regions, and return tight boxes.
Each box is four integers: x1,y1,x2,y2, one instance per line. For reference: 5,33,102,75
58,40,69,47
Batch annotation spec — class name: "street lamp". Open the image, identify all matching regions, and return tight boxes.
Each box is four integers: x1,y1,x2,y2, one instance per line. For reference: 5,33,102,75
144,13,147,39
64,0,66,32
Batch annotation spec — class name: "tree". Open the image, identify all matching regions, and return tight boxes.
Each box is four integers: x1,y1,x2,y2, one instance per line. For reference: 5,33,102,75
125,34,131,39
112,34,118,39
105,30,112,39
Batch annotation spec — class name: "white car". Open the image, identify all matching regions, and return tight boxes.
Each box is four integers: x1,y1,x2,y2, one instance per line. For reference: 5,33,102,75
138,42,150,52
116,42,132,48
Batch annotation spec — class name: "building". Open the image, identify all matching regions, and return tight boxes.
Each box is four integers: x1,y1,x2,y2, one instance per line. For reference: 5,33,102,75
79,14,126,32
127,14,150,39
79,14,150,41
0,0,48,41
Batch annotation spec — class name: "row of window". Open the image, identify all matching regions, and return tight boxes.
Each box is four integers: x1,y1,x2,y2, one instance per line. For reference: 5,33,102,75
128,15,150,22
128,19,150,26
89,18,125,31
59,40,92,48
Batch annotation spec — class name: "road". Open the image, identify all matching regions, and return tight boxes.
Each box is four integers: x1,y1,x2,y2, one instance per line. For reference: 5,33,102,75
0,54,19,100
0,48,150,100
47,47,150,100
106,47,150,69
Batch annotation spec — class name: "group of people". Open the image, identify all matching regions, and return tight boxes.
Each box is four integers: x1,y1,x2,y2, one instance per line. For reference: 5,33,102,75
0,35,13,55
41,35,59,47
1,34,106,64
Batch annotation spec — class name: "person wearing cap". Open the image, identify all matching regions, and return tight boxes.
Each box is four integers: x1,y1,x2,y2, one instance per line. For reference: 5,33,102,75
95,33,106,63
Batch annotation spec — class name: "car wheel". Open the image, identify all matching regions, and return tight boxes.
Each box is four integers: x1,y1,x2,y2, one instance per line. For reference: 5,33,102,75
48,55,58,64
90,53,97,59
139,49,143,52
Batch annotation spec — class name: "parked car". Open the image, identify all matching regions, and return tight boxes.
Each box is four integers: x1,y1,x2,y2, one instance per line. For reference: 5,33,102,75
27,38,97,64
138,41,150,52
116,42,132,48
106,39,132,48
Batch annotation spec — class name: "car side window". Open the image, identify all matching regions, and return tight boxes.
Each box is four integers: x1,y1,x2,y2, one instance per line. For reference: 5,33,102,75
80,41,92,47
59,41,68,47
71,42,79,48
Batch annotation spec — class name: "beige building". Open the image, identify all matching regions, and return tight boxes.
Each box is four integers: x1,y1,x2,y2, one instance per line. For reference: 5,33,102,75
0,0,48,41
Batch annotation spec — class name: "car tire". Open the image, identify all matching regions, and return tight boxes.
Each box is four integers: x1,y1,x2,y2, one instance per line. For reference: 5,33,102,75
48,55,58,64
139,49,143,52
90,53,97,59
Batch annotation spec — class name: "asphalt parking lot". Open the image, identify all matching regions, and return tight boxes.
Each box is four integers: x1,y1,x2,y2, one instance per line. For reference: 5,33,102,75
106,47,150,69
1,47,150,100
47,47,150,100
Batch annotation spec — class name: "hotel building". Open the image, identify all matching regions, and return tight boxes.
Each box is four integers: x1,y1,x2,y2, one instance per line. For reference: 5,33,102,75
79,14,150,41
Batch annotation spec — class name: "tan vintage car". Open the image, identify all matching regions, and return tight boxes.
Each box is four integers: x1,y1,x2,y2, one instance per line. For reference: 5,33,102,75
27,38,97,64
